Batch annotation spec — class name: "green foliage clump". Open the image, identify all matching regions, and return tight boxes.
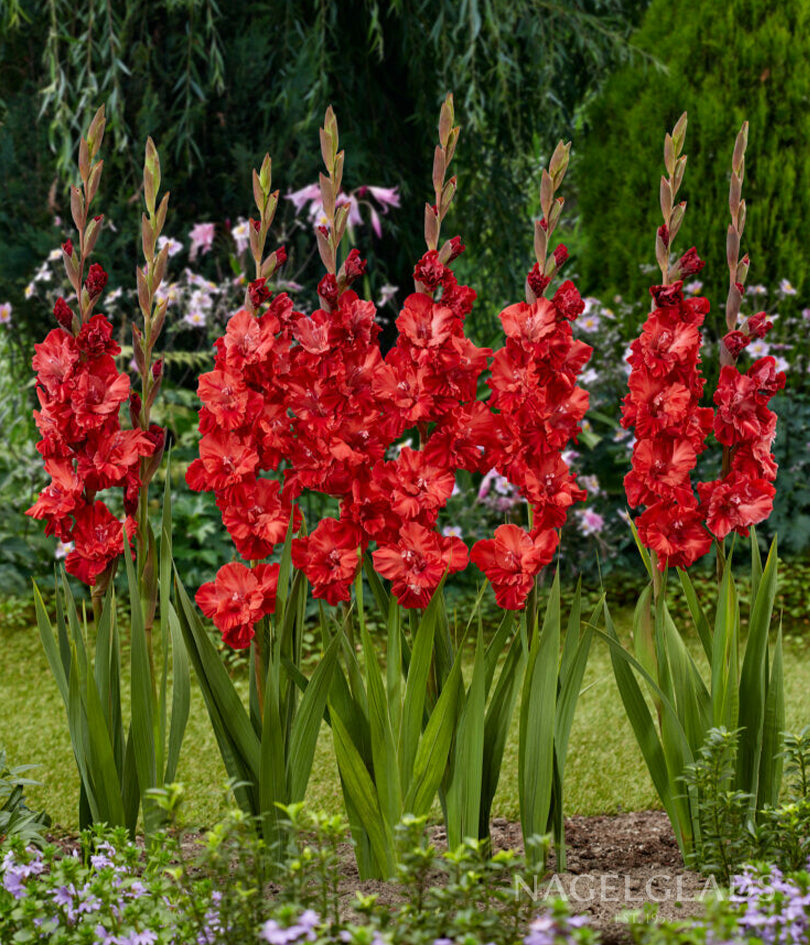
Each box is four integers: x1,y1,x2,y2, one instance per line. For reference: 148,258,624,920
576,0,810,313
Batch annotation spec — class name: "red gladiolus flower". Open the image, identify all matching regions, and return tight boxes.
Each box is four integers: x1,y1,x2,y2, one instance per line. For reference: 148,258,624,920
26,459,84,538
697,474,775,540
32,329,80,395
445,236,465,262
386,446,456,520
649,281,685,309
624,438,697,510
396,293,457,348
552,280,585,321
28,308,153,581
219,476,299,560
636,501,712,571
70,358,131,430
713,368,769,445
197,368,255,430
317,274,339,307
621,278,714,567
470,525,559,610
217,309,278,369
499,299,557,345
373,522,467,609
186,430,259,491
77,314,120,357
195,561,279,649
65,502,129,585
291,518,360,605
470,524,558,610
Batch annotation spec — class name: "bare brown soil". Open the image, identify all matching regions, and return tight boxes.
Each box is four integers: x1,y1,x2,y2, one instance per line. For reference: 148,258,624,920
335,811,712,945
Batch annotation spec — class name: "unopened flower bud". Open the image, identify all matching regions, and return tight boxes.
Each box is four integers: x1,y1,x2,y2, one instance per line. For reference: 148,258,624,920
129,392,142,427
527,262,550,298
747,311,773,339
723,330,750,358
657,224,670,248
53,297,75,330
650,281,684,308
152,358,163,380
85,262,108,298
317,273,339,307
342,248,367,285
553,280,585,321
675,246,705,278
250,218,261,232
413,250,446,291
446,236,465,262
62,239,74,257
553,244,569,268
248,278,271,308
274,245,287,267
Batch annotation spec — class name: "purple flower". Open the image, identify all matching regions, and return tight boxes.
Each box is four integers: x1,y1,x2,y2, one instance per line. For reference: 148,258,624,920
0,301,11,325
119,932,158,945
127,880,147,899
261,911,321,945
91,851,114,870
52,883,78,921
3,868,27,899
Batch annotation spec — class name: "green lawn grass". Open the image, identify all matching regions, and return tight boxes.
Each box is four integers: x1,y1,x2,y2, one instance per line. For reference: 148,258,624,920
1,601,808,833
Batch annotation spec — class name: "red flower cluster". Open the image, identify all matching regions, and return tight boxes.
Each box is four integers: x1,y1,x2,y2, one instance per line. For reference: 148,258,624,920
697,356,784,539
27,301,160,584
622,279,785,567
622,280,714,569
188,242,591,639
471,278,592,607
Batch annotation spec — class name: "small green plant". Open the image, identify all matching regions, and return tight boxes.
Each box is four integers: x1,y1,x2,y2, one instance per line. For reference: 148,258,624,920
680,724,810,880
757,726,810,871
680,727,755,884
0,747,50,849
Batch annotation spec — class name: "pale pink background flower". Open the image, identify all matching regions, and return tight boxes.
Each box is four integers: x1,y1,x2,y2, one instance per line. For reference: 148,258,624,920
188,222,215,261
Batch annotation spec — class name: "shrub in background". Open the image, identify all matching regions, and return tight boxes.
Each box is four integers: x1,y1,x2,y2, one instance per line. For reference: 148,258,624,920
576,0,810,359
